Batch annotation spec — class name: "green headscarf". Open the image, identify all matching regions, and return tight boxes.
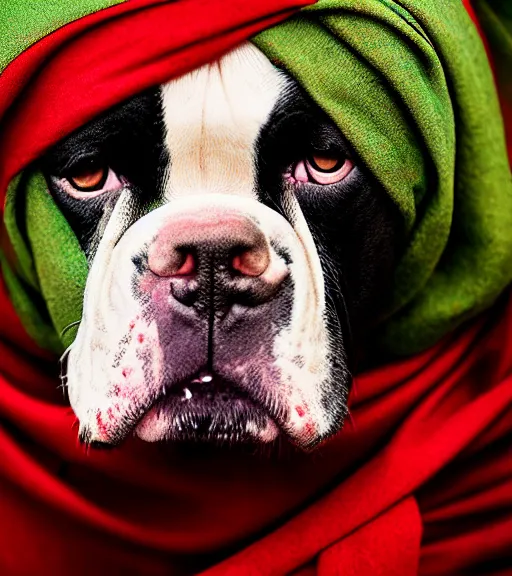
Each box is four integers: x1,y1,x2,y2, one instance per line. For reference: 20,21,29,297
2,0,512,357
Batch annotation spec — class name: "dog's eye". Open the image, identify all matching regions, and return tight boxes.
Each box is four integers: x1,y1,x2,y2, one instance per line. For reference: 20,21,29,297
60,161,124,199
292,151,354,185
68,162,108,191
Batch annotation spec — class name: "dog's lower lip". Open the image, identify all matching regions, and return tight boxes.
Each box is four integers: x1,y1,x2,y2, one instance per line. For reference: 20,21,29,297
134,373,280,444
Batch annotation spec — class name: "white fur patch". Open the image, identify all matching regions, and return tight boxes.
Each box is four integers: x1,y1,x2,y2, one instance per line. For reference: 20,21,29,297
161,43,286,199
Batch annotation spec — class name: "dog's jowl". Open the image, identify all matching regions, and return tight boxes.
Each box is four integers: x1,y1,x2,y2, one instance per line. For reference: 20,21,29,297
41,43,399,450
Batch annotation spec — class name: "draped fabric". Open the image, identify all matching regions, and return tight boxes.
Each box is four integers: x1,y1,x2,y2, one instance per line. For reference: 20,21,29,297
0,1,511,574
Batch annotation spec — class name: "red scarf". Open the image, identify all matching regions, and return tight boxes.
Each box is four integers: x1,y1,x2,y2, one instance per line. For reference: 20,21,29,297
1,1,511,574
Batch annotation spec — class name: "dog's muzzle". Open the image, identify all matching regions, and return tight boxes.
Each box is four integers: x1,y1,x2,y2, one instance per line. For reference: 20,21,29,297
136,207,290,443
146,208,289,316
67,193,336,449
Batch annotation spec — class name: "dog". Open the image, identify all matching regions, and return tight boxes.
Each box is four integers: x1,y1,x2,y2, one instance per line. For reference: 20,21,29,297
40,42,400,451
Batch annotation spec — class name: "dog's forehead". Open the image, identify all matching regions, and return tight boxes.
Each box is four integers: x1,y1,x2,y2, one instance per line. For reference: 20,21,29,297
161,43,288,199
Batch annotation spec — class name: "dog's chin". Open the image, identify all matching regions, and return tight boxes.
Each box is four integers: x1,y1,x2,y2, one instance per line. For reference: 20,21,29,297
134,375,281,446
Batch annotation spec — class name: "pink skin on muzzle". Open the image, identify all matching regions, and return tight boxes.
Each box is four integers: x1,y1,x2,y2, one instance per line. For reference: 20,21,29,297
147,209,289,288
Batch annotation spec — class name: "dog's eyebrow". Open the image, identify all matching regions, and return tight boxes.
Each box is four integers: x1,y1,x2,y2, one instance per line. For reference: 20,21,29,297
255,80,354,175
43,148,105,175
41,117,129,175
308,125,352,155
40,90,162,175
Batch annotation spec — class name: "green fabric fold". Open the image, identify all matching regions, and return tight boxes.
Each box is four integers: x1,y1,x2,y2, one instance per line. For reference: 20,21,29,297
0,0,125,73
2,172,87,352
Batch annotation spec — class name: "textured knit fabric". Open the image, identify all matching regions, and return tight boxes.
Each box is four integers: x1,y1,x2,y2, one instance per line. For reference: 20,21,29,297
472,0,512,160
0,0,125,73
1,0,512,356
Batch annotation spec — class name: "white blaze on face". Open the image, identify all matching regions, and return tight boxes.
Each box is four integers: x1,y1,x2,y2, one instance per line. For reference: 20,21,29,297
161,43,286,200
66,43,339,446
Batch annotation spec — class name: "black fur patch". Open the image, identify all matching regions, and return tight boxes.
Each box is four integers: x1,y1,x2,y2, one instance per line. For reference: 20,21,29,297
39,88,167,256
256,82,401,366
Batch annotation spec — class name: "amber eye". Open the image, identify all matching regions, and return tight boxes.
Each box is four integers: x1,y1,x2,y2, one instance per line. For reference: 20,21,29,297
291,150,353,185
307,152,345,173
68,162,108,191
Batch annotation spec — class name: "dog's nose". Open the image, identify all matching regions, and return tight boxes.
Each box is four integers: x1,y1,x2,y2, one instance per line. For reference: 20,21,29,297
147,209,288,309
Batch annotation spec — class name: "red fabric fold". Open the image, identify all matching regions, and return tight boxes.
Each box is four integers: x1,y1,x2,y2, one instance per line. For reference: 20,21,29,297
317,497,422,576
195,295,512,575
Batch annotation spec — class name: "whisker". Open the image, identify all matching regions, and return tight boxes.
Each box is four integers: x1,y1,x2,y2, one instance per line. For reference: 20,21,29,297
58,344,74,397
59,344,73,365
60,320,81,338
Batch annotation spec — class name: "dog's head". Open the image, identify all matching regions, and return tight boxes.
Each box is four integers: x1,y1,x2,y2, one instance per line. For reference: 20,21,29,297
41,43,400,450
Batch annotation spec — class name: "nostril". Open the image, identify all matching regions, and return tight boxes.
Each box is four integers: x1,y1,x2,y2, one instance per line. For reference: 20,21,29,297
175,251,195,276
148,245,196,277
230,245,270,277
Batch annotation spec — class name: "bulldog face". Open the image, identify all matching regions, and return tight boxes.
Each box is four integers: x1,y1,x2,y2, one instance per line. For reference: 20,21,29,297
41,43,399,450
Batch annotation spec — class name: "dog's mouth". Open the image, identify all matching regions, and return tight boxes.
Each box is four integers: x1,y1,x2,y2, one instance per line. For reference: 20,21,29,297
134,372,281,445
